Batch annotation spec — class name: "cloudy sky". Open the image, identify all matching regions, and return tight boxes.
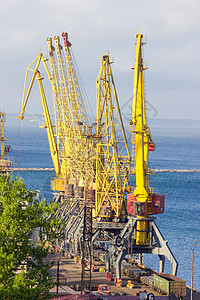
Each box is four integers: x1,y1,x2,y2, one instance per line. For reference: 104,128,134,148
0,0,200,120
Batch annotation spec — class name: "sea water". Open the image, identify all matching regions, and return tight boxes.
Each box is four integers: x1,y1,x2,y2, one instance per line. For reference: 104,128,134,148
4,122,200,290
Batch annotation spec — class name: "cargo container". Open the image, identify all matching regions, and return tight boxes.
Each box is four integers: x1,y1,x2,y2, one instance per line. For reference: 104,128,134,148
122,261,130,274
65,184,74,195
153,273,186,298
74,187,84,198
125,267,148,279
99,252,106,262
85,189,95,200
140,275,154,286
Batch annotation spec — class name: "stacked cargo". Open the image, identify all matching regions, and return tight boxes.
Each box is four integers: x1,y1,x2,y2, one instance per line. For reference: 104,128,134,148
153,274,186,298
140,275,154,287
74,187,84,198
65,184,74,195
85,189,95,201
124,266,148,279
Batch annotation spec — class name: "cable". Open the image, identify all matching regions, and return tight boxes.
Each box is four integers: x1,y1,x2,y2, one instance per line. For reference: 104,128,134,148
71,48,95,124
18,119,21,177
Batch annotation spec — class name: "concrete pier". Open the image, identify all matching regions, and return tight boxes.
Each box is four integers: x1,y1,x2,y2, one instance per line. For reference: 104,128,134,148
12,168,200,172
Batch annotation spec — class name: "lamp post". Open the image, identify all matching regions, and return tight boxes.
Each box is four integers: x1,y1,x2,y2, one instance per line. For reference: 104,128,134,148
56,255,62,296
191,239,200,300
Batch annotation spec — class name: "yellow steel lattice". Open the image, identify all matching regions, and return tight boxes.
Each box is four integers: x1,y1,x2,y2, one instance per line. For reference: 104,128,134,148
95,55,131,219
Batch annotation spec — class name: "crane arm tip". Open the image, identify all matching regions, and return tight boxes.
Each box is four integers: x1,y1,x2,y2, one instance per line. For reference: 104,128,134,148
18,114,24,120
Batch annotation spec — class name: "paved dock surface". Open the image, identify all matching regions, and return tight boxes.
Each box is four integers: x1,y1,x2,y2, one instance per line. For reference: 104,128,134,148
48,253,200,299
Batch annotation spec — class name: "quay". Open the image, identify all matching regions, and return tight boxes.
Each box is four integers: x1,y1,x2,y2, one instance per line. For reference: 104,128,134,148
48,253,200,299
12,168,200,172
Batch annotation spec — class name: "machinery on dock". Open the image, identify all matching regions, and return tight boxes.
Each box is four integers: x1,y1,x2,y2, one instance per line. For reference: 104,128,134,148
19,33,94,193
0,112,12,174
18,33,95,291
95,54,131,221
18,32,178,287
104,34,178,282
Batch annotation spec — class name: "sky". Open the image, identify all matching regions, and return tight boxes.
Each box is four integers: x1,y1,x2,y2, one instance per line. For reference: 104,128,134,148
0,0,200,120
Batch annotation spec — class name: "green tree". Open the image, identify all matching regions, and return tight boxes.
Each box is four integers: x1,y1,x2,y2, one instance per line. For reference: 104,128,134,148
0,174,63,299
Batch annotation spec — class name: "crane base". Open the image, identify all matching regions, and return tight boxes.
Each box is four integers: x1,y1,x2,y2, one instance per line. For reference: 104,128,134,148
105,216,178,279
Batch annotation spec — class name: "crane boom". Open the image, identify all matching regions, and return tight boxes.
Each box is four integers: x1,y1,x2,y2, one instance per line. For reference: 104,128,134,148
129,34,163,245
62,32,88,129
52,34,94,188
19,33,94,192
131,34,149,201
18,54,61,176
46,37,71,182
95,55,131,220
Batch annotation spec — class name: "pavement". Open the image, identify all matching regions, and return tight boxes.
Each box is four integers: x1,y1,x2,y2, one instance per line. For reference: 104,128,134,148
47,253,177,298
47,253,200,299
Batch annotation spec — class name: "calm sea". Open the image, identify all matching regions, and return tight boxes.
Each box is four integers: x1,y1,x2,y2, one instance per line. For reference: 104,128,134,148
4,122,200,290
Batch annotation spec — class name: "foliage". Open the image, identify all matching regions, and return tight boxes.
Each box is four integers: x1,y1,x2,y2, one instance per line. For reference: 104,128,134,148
0,174,63,299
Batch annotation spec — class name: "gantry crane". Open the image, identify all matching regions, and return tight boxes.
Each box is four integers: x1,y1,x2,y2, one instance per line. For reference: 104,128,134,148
55,54,132,288
19,33,94,193
95,55,131,221
105,34,178,282
19,35,95,290
61,32,88,130
47,33,93,190
46,36,70,185
129,33,159,245
18,53,61,178
18,33,178,286
0,112,12,174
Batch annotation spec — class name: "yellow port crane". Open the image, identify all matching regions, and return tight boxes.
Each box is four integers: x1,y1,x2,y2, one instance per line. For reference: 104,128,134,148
61,32,88,130
46,36,70,184
19,33,94,192
129,33,163,245
0,112,13,174
46,35,81,188
95,55,131,220
106,35,177,280
47,33,93,189
18,53,61,178
55,33,92,188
